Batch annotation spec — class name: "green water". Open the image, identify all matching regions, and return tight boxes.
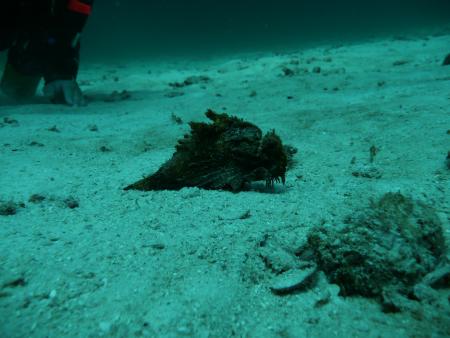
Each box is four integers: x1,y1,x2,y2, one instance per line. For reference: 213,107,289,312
83,0,450,60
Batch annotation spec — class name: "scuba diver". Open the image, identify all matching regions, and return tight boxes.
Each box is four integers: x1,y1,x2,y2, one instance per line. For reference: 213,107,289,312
0,0,94,106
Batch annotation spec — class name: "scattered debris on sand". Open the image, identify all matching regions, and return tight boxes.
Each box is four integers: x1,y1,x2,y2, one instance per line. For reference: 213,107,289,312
169,75,211,88
103,90,131,103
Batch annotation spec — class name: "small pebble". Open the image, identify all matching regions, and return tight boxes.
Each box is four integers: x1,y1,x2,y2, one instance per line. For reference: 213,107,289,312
29,194,46,203
3,117,19,125
29,141,44,147
48,125,60,133
88,124,99,132
351,165,383,179
0,201,24,216
104,90,131,102
171,113,183,125
176,325,192,335
282,67,295,77
64,197,79,209
239,210,251,220
270,265,318,295
150,243,166,250
180,188,201,199
99,145,112,152
165,91,184,98
393,60,409,66
49,290,57,299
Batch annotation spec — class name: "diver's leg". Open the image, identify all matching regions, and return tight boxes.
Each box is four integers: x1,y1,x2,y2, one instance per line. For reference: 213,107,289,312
0,46,42,100
1,63,41,100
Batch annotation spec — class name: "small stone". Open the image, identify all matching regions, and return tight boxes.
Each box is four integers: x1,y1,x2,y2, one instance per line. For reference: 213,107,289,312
176,325,192,335
312,66,321,74
259,247,299,273
314,289,331,308
88,124,99,132
282,67,295,77
270,265,318,295
103,90,131,102
3,117,19,125
169,75,210,88
99,145,112,153
64,197,79,209
29,194,46,203
49,289,57,299
239,210,251,220
179,187,201,199
48,125,60,133
165,91,184,98
171,113,183,125
0,200,24,216
351,165,383,179
150,243,165,250
393,60,409,66
29,141,44,147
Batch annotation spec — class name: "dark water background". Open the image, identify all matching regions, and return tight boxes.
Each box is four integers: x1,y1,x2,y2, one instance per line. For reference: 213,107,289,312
84,0,450,61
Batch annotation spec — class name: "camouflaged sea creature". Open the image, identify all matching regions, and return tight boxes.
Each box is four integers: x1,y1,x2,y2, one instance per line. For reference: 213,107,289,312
124,109,294,192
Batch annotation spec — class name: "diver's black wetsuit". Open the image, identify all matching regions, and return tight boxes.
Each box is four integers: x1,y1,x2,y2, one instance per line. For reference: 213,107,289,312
0,0,93,84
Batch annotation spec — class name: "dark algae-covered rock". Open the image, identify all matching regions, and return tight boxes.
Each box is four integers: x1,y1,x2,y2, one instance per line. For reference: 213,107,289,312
125,110,293,192
305,192,447,311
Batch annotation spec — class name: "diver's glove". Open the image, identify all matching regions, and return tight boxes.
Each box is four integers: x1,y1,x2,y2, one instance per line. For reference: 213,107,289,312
44,79,86,106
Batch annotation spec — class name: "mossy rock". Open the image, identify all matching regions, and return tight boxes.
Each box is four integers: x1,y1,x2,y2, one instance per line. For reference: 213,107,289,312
307,193,446,299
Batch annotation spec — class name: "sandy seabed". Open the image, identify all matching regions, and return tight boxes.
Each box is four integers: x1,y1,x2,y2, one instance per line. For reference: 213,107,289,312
1,31,449,338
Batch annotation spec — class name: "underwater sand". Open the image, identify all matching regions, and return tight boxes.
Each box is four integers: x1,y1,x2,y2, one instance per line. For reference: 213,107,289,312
0,32,449,337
